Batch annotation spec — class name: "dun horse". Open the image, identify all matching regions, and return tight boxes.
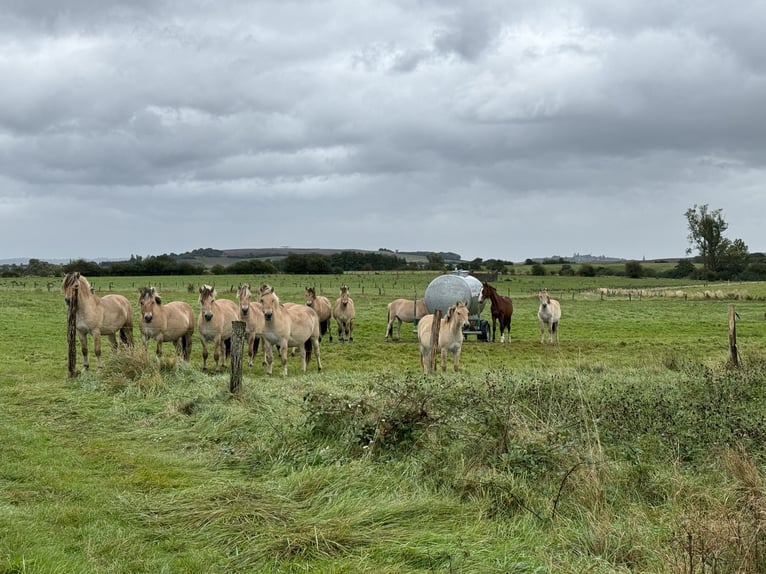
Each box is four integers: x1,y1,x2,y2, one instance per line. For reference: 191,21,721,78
305,287,332,341
332,285,355,343
537,289,562,344
138,287,195,361
198,285,240,372
478,282,514,342
236,284,271,368
62,271,133,370
417,301,470,374
259,285,322,376
385,298,428,341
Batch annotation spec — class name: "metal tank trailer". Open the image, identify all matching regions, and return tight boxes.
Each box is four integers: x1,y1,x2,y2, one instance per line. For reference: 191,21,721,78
421,270,490,341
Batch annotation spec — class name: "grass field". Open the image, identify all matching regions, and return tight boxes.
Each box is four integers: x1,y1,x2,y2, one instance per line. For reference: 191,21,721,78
2,271,766,572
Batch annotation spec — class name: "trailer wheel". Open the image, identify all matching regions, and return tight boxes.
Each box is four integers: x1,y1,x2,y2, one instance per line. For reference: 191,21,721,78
480,320,491,342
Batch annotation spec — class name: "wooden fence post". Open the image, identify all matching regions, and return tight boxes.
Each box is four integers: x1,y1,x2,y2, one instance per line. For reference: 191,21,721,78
67,283,79,378
230,320,246,394
429,309,442,373
728,305,739,367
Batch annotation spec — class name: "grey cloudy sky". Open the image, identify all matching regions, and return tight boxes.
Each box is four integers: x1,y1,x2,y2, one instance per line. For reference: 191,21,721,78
2,0,765,263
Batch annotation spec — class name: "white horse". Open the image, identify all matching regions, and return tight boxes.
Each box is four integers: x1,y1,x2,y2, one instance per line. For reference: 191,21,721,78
417,301,470,373
537,289,561,344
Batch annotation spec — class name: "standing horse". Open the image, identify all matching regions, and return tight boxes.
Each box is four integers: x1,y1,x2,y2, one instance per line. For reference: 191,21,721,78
259,286,322,376
138,287,195,361
478,282,514,342
236,284,271,368
62,271,133,370
537,289,562,344
332,285,356,343
417,301,470,373
198,285,240,372
385,298,428,341
305,286,332,341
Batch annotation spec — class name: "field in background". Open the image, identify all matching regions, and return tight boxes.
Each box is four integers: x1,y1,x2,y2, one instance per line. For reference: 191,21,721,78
2,271,766,572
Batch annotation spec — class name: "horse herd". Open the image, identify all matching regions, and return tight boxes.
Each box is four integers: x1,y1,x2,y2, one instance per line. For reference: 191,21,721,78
62,271,562,377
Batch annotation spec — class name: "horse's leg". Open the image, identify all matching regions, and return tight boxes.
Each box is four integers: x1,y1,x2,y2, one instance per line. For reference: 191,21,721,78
312,336,321,372
385,315,393,341
107,333,118,350
79,331,90,371
453,347,461,372
213,338,222,372
348,319,354,343
247,333,255,368
395,318,402,341
299,342,308,372
440,348,448,372
492,317,497,342
200,337,209,371
279,340,289,376
92,330,103,368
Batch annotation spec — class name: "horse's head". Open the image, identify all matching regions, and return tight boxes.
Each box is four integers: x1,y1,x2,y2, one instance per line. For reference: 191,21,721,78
451,301,470,329
199,285,217,321
139,287,160,323
237,284,252,315
305,287,317,307
62,271,84,306
339,285,350,306
538,289,550,310
478,282,491,304
260,290,280,321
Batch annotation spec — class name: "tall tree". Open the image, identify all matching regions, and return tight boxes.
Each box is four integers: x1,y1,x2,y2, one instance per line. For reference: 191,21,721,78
684,204,730,275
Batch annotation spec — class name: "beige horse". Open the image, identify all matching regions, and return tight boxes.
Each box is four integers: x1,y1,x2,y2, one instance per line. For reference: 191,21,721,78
417,301,470,374
62,271,133,370
385,298,428,341
537,289,562,344
259,286,322,376
198,285,240,372
332,285,355,343
305,286,332,341
138,287,195,361
236,284,272,368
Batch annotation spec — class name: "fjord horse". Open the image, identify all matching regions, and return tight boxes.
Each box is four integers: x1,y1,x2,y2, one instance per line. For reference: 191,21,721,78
236,284,272,368
537,289,562,344
198,285,240,372
138,287,195,361
385,298,428,341
259,286,322,376
62,271,133,370
305,286,332,341
478,282,514,342
332,285,355,343
417,301,470,374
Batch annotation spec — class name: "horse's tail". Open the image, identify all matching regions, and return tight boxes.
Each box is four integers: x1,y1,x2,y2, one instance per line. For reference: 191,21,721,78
552,321,559,334
319,319,329,339
254,335,260,355
304,338,313,362
120,324,134,347
224,337,232,359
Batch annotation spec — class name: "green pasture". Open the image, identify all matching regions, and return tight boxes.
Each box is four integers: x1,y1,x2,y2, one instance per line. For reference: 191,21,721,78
2,272,766,572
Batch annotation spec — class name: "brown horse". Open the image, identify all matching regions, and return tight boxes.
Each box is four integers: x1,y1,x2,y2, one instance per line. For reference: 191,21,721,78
305,286,332,341
62,271,133,370
259,286,322,376
138,287,195,361
332,285,355,343
417,301,470,373
198,285,240,372
236,284,272,368
385,298,428,341
478,282,514,343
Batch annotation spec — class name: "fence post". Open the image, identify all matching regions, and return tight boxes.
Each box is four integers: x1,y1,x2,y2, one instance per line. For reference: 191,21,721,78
67,283,79,378
230,320,246,394
429,309,442,373
728,305,739,367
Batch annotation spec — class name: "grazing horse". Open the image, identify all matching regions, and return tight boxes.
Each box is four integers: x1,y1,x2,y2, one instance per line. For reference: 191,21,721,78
332,285,355,343
138,287,195,361
198,285,240,372
417,301,470,374
259,286,322,376
385,298,428,341
62,271,133,370
537,289,562,344
236,284,272,368
478,282,514,343
305,287,332,341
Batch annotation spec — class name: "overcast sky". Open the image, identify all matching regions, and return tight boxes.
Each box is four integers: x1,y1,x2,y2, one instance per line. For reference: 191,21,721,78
2,1,765,263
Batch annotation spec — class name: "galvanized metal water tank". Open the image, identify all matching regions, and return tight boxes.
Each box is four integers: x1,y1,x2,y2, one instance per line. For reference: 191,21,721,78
424,271,485,317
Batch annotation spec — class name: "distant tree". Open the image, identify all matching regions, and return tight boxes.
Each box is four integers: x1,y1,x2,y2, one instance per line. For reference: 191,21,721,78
62,259,103,276
468,257,483,271
530,263,546,276
559,264,575,276
426,252,445,271
577,263,596,277
524,258,536,266
684,204,730,275
625,261,644,278
485,259,508,273
718,238,750,279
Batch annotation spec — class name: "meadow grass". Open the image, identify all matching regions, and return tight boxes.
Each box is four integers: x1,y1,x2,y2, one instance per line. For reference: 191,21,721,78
2,272,766,572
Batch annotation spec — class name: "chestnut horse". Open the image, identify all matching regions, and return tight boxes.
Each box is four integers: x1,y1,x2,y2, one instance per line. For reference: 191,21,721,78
385,298,428,341
62,271,133,370
236,284,272,368
259,286,322,376
537,289,562,344
417,301,470,373
198,285,240,372
478,282,514,342
332,285,355,343
138,287,195,361
305,286,332,341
